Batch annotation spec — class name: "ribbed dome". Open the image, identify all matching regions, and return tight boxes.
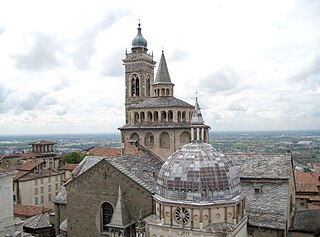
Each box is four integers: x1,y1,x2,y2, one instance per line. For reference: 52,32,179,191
132,23,147,49
157,142,241,202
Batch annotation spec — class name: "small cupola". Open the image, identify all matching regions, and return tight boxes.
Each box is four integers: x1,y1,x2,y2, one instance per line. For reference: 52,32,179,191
132,23,148,50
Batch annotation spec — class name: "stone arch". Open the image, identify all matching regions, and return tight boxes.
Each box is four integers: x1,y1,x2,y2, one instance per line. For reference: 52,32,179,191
144,132,155,147
166,88,170,96
180,131,191,145
146,75,151,97
182,111,186,122
130,74,140,97
154,111,159,122
101,202,114,232
168,110,173,122
160,132,170,148
161,88,165,96
134,112,139,123
177,111,182,122
140,111,145,122
161,111,167,122
147,111,153,122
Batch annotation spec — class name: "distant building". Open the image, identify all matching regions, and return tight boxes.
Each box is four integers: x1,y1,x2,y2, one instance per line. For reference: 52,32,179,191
0,170,24,236
294,171,320,209
0,140,62,170
13,204,52,220
13,159,64,209
79,146,121,157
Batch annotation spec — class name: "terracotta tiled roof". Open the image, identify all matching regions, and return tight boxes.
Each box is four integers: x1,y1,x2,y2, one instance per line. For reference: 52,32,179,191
14,204,52,218
29,140,56,145
295,171,320,193
81,146,121,157
14,171,29,180
62,163,78,171
18,159,44,171
0,166,16,172
19,151,40,160
308,203,320,209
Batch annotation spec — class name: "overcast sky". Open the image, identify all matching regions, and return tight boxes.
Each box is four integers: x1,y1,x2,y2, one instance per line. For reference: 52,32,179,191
0,0,319,135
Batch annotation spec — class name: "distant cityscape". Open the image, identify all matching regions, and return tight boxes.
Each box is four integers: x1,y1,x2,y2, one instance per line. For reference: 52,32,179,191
1,130,319,165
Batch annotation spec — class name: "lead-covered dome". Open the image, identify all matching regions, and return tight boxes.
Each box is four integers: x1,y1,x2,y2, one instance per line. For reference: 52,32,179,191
132,23,147,49
157,141,241,202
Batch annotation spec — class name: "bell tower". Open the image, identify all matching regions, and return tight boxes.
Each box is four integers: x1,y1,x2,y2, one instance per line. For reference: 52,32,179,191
123,23,156,124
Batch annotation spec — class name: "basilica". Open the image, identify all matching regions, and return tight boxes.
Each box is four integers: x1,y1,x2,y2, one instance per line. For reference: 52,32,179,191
53,24,296,237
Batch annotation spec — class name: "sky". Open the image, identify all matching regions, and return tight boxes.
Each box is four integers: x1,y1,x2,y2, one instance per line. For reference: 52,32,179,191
0,0,319,135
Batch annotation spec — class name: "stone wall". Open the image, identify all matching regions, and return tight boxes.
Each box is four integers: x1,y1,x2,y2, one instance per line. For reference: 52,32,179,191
66,160,154,237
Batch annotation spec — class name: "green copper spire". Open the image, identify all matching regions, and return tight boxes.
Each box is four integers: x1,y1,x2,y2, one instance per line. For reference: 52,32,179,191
154,51,172,84
132,22,148,49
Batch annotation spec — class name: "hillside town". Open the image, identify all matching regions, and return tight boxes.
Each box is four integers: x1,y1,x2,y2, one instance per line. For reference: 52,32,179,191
1,23,320,237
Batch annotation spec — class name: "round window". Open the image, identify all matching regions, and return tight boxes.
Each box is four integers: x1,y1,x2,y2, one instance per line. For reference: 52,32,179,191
175,207,190,224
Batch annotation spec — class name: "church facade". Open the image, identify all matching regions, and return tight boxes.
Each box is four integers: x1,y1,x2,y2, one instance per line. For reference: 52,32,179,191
54,24,296,237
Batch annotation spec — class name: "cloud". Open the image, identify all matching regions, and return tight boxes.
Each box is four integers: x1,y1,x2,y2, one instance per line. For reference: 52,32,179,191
71,9,128,70
12,33,62,71
198,67,240,93
0,83,11,113
169,49,189,62
19,91,47,111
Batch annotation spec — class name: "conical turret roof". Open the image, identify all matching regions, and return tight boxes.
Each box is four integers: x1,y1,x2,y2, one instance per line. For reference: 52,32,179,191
154,51,172,84
107,186,133,228
191,96,204,125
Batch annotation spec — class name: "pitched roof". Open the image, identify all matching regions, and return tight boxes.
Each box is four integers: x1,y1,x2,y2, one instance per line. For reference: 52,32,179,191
54,185,67,204
18,159,44,171
106,153,163,193
71,156,104,179
230,153,292,230
84,146,121,157
23,212,52,229
230,154,292,179
295,171,320,193
128,97,193,109
291,209,320,233
61,163,78,171
20,151,40,160
14,204,52,218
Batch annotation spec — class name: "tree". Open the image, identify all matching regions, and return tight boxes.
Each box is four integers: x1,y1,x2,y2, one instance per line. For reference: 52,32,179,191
62,152,85,164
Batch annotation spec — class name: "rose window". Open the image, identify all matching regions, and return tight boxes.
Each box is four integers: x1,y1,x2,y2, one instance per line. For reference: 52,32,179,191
175,207,190,224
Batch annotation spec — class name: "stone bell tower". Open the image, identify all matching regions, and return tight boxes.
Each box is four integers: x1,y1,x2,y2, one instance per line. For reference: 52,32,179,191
122,23,156,124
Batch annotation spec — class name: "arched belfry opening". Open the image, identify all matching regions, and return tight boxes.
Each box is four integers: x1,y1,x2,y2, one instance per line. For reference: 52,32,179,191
131,74,140,97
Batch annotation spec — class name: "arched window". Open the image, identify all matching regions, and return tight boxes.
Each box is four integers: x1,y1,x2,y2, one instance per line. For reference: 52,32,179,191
147,111,153,122
134,112,139,123
146,75,150,97
154,111,159,122
166,89,170,96
182,111,186,122
101,202,113,232
131,74,140,97
161,111,167,122
145,132,155,147
161,88,165,96
160,132,170,148
140,112,145,122
177,111,181,122
168,110,173,122
180,131,191,145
